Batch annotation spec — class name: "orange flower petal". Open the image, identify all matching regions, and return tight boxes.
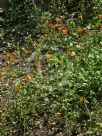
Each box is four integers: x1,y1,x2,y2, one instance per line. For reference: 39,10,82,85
15,85,22,91
6,51,12,57
77,28,85,33
98,14,102,19
57,26,62,31
24,74,31,80
62,28,69,34
55,17,63,23
48,23,54,27
6,51,15,61
6,51,14,58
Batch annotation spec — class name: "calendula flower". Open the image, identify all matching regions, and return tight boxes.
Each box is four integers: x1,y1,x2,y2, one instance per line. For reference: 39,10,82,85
79,96,84,102
6,51,15,62
23,74,31,80
45,53,53,59
6,51,12,57
57,26,62,31
77,28,85,34
62,28,69,34
48,22,54,27
15,85,22,91
55,17,63,23
98,14,102,19
66,50,72,56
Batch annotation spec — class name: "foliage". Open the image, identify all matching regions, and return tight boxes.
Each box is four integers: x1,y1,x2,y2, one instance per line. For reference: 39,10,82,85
0,0,102,135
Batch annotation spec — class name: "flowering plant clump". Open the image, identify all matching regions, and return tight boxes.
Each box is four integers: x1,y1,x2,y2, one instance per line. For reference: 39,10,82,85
1,1,102,136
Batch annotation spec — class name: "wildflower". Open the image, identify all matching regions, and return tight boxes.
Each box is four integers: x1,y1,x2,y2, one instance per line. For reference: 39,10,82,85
6,51,15,62
15,85,22,91
66,50,72,56
98,14,102,19
45,53,53,59
79,96,84,102
24,74,31,81
57,26,62,31
77,28,85,34
55,17,63,23
62,28,69,34
6,51,12,57
48,22,54,27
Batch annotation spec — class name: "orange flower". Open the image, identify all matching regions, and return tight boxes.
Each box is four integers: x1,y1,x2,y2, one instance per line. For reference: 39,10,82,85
45,53,53,59
48,22,54,27
62,28,69,34
15,85,22,91
98,14,102,19
77,28,85,34
55,17,63,23
23,74,31,81
57,26,62,31
79,96,84,102
6,51,12,57
6,51,15,62
66,50,72,56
